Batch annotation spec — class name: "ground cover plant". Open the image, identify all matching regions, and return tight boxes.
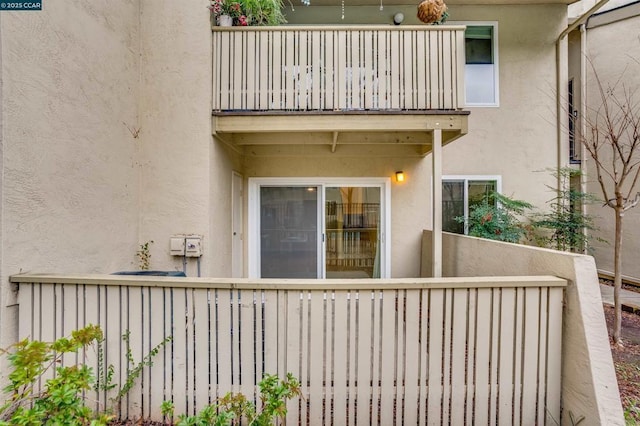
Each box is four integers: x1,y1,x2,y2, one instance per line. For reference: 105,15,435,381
0,325,301,425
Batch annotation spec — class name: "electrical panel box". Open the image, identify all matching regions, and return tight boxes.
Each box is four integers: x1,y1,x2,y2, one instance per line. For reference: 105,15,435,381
170,236,185,256
185,236,202,257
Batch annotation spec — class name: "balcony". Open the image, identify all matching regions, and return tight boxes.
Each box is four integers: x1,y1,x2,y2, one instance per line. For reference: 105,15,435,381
211,25,469,156
213,25,466,112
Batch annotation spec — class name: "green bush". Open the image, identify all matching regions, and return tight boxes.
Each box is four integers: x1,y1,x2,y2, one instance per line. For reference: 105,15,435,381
162,372,301,426
0,325,170,425
532,167,602,252
457,192,534,243
0,325,113,425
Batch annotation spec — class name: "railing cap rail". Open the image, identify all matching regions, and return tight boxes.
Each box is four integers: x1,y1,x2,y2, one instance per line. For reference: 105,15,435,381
10,273,567,290
212,24,468,32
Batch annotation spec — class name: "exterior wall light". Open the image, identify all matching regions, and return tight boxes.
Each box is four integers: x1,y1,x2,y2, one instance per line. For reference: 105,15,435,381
395,171,405,182
393,12,404,25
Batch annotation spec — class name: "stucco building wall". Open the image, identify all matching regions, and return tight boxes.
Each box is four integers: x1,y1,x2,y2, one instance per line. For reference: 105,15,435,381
137,0,232,278
0,2,141,348
581,9,640,281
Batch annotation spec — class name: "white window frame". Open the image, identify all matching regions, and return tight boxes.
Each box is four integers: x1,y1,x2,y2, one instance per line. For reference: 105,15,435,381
451,21,500,107
248,177,391,279
443,175,502,234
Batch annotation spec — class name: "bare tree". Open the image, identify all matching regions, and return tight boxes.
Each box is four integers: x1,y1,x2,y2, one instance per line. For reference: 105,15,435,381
580,65,640,344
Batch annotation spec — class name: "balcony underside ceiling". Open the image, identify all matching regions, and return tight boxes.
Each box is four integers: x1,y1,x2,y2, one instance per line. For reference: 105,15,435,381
212,111,469,157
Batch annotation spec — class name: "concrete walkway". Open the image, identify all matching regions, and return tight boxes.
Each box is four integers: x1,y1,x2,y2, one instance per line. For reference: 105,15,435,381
600,284,640,311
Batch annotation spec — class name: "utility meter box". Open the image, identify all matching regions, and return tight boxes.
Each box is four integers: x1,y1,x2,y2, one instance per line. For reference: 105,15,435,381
185,235,203,257
170,235,185,256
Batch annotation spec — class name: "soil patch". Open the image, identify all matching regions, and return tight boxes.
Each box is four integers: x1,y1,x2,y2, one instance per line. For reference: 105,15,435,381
604,304,640,422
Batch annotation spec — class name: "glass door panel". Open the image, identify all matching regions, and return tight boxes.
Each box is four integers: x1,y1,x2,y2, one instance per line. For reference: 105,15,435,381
260,186,319,278
325,187,380,278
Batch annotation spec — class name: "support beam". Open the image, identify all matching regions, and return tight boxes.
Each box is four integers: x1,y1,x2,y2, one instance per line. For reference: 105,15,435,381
331,131,339,153
432,128,443,278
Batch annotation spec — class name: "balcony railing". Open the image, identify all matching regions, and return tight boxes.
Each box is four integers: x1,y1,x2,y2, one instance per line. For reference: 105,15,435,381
13,274,565,424
212,25,466,112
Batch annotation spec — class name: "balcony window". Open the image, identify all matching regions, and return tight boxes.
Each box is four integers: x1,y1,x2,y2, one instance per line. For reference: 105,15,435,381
464,23,499,106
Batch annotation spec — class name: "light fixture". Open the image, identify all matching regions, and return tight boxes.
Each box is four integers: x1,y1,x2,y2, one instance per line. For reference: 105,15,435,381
393,12,404,25
395,171,405,182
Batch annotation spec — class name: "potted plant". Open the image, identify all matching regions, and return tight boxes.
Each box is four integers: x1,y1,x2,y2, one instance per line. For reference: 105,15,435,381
241,0,287,26
209,0,286,26
209,0,249,26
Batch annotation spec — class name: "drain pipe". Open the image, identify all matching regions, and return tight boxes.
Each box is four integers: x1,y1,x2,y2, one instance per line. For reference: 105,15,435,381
555,0,609,190
580,23,589,252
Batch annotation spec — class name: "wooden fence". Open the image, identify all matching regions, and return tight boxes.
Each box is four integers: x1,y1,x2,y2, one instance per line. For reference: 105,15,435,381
212,26,466,112
12,274,565,425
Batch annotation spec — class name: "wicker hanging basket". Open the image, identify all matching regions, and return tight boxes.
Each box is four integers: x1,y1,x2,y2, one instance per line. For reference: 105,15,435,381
417,0,447,24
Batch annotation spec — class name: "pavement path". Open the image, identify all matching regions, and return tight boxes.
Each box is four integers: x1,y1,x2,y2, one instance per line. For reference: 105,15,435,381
600,284,640,311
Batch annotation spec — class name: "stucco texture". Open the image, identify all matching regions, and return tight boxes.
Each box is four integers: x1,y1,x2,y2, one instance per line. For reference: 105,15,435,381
0,0,140,347
583,14,640,281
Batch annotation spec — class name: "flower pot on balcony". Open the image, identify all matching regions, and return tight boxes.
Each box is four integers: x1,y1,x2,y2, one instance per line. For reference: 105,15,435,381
417,0,447,24
217,15,233,26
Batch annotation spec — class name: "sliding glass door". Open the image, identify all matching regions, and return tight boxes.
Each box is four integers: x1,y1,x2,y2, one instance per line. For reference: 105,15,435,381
259,186,320,278
325,186,380,278
249,178,389,278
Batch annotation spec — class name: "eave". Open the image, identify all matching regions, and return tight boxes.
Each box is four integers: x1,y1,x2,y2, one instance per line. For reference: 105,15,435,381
212,110,470,157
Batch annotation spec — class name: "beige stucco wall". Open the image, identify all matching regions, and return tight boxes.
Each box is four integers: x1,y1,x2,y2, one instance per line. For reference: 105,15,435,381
442,5,564,209
137,0,240,278
582,12,640,281
0,2,141,348
421,231,624,425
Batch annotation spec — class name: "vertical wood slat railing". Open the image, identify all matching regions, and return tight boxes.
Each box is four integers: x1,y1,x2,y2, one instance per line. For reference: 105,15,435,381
13,275,565,425
212,25,466,112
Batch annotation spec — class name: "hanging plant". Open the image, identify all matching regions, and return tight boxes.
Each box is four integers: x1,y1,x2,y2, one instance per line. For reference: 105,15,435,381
417,0,448,25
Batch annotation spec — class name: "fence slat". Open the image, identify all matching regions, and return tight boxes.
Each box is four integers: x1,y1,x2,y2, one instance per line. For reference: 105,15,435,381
451,289,468,425
403,290,420,425
427,289,444,426
148,287,167,420
126,287,144,419
356,290,373,425
498,288,516,425
546,288,564,423
537,288,549,424
333,291,349,425
474,289,492,426
285,291,302,424
380,289,396,425
193,288,211,410
521,288,541,425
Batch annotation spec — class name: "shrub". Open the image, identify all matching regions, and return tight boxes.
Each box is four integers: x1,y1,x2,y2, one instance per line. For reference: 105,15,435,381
457,191,534,243
162,372,301,426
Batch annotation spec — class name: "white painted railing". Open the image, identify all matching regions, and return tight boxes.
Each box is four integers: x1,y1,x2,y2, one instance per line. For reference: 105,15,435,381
13,274,565,425
212,26,466,111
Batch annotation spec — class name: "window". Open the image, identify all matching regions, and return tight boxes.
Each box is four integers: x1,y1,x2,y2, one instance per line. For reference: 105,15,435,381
442,176,501,234
464,23,499,106
568,78,580,163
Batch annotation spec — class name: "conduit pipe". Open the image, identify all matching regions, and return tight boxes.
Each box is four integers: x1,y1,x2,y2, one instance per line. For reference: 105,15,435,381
580,23,589,253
